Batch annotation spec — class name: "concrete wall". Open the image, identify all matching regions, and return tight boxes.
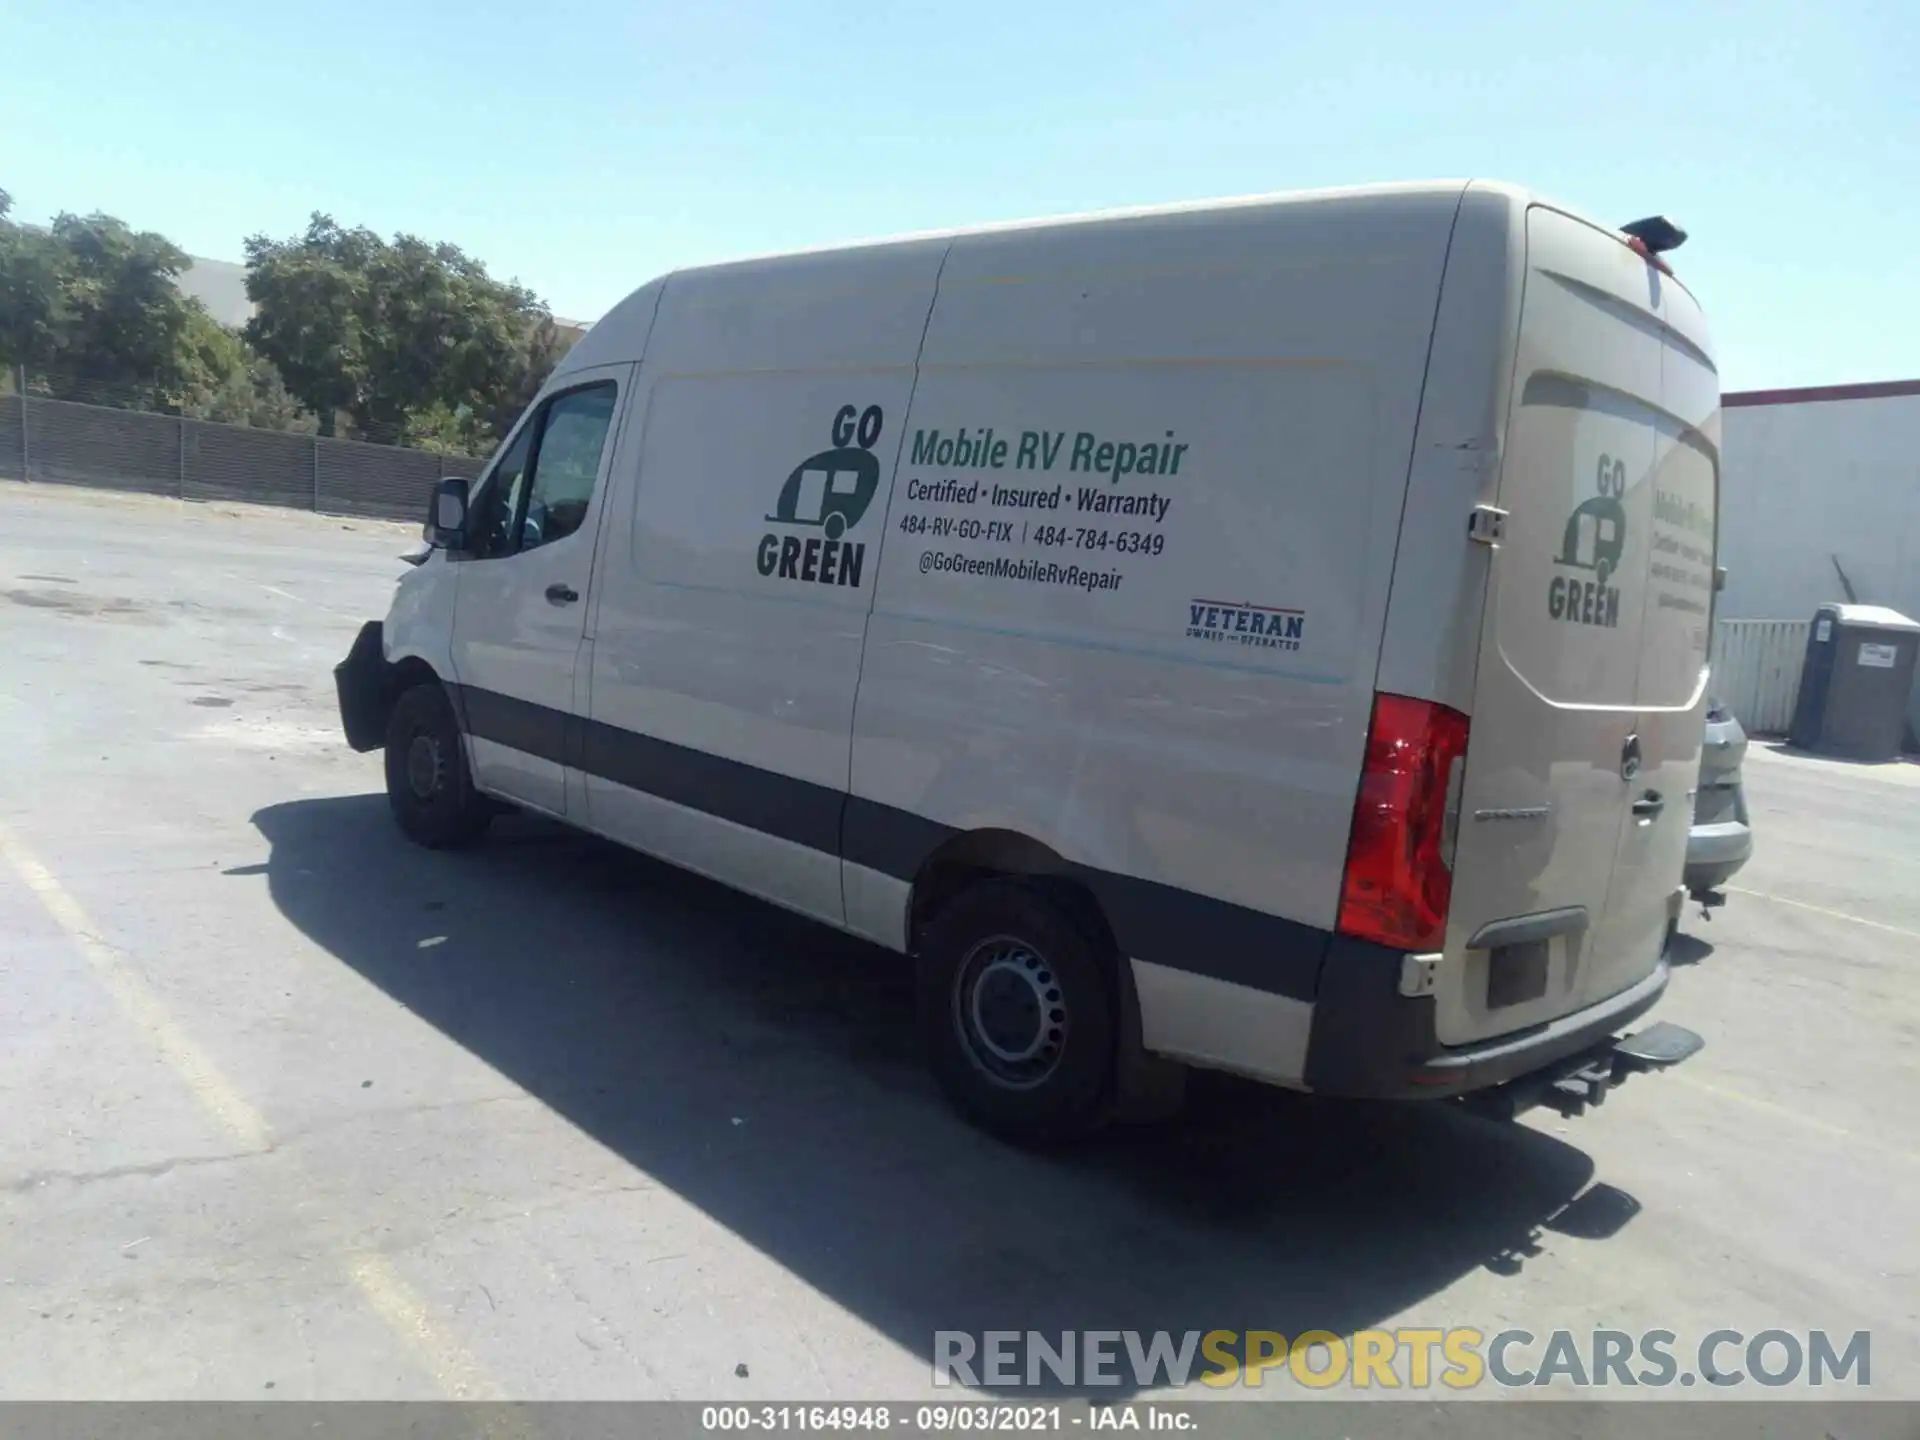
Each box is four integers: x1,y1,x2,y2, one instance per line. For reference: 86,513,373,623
0,392,470,521
1719,381,1920,624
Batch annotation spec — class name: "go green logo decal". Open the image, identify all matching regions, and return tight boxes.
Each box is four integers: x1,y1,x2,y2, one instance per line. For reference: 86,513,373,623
756,405,884,589
1550,453,1628,629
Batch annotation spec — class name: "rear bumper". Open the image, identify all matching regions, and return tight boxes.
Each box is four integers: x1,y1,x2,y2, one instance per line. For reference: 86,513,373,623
1686,820,1753,892
1303,932,1676,1101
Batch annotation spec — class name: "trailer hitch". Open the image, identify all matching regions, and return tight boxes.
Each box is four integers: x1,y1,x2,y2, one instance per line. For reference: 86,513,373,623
1462,1021,1704,1123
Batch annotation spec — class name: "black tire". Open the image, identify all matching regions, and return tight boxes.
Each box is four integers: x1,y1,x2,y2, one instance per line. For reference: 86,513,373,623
916,879,1116,1144
383,682,492,849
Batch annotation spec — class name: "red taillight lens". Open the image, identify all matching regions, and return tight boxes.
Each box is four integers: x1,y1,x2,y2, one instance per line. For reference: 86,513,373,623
1336,693,1472,952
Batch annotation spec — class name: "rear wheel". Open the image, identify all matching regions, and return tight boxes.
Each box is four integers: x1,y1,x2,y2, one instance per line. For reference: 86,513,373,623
916,880,1115,1144
384,682,491,849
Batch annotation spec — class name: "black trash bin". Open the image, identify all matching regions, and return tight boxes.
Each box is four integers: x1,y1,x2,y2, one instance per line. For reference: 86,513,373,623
1788,604,1920,761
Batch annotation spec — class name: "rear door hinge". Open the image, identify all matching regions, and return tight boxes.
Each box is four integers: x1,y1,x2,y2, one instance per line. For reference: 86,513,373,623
1468,504,1509,546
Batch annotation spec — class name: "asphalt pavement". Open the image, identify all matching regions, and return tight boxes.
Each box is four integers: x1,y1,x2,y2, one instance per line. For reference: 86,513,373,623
1,480,1914,1406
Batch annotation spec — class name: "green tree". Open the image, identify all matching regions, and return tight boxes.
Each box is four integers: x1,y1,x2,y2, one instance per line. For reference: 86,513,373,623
241,217,369,436
0,188,66,379
244,214,569,447
49,211,197,403
177,308,313,431
476,312,574,444
0,189,214,410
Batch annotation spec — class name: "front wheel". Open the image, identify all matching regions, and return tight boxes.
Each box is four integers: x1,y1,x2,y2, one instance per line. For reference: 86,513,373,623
916,880,1116,1144
384,682,492,849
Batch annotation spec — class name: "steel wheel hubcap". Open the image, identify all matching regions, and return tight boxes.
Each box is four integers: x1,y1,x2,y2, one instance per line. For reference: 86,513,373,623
954,937,1067,1089
406,731,445,800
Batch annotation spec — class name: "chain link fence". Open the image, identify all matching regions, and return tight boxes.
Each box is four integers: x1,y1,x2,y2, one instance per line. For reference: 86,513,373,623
0,386,483,522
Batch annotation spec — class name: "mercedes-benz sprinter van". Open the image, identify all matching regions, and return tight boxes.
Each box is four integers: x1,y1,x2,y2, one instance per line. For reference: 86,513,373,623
337,180,1714,1141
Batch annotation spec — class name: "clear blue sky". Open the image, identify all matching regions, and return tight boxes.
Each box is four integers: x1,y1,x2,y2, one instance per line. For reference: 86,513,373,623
5,0,1913,391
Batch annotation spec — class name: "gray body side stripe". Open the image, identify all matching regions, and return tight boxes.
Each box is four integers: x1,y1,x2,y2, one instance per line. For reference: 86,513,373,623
450,682,1343,1002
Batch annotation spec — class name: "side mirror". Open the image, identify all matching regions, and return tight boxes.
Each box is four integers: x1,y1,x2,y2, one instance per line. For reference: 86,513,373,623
427,477,470,549
1714,566,1728,593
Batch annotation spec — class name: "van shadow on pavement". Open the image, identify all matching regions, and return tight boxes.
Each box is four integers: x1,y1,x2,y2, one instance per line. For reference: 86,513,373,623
251,795,1630,1399
1667,930,1716,967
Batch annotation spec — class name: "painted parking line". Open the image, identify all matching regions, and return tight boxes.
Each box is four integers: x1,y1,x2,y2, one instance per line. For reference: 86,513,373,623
1668,1071,1919,1168
349,1252,506,1400
259,581,361,619
0,818,503,1400
0,821,270,1151
1724,885,1920,942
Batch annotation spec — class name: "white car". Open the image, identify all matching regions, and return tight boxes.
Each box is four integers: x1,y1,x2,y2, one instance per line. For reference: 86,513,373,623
1686,698,1753,897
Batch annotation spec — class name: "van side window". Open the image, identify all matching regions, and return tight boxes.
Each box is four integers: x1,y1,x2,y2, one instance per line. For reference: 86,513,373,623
520,382,618,553
473,424,536,559
470,380,618,560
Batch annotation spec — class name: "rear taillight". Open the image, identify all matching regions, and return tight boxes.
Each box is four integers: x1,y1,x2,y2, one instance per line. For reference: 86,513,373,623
1336,693,1472,952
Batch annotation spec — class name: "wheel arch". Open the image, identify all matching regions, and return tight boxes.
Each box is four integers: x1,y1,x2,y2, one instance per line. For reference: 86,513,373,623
904,826,1186,1122
907,828,1112,957
384,651,468,760
335,618,457,754
388,653,443,701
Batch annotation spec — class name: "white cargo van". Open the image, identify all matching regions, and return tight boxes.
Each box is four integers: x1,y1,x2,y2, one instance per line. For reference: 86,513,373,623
337,180,1715,1141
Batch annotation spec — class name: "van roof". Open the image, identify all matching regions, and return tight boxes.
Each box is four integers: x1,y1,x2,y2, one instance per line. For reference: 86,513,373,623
673,178,1491,274
559,179,1660,376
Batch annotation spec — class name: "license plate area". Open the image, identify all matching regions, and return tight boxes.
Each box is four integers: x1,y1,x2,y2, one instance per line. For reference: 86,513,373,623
1486,941,1550,1009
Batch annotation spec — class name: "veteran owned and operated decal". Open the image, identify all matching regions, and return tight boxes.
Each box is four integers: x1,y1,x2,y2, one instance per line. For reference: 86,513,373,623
1185,598,1306,651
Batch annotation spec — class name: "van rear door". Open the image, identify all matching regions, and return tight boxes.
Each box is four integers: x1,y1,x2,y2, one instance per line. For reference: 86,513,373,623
1623,264,1720,945
1436,205,1708,1047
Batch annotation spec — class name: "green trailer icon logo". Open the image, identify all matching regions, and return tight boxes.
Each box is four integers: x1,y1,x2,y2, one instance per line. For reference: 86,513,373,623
1547,453,1630,629
1556,494,1628,586
765,404,885,540
1555,453,1630,586
754,404,885,591
767,446,881,540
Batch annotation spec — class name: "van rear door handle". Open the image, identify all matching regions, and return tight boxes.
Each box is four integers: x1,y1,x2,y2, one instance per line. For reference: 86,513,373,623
1631,791,1664,819
545,583,579,605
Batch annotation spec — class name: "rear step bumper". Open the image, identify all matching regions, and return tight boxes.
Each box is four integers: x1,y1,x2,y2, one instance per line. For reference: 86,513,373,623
1303,933,1686,1103
1459,1020,1704,1121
